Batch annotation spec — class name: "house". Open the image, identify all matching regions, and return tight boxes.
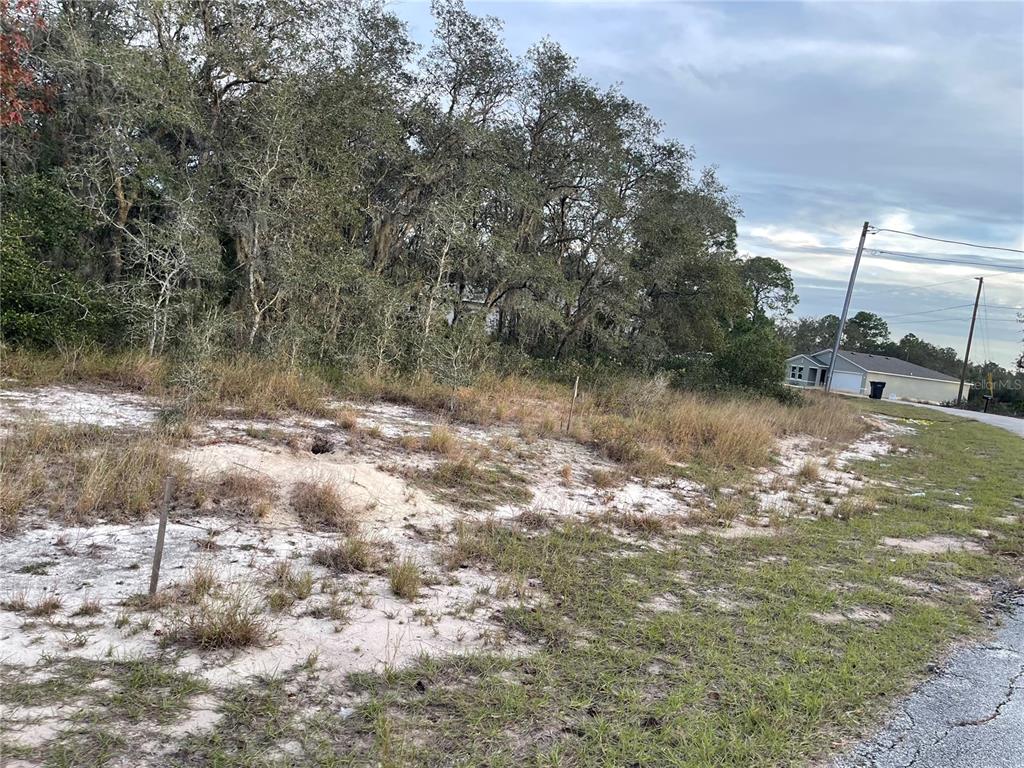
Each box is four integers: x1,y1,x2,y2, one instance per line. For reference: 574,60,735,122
784,349,969,404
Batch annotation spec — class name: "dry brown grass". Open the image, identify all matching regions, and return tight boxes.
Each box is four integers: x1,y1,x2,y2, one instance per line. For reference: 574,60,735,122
559,464,573,486
0,347,167,393
28,593,63,617
337,371,866,475
0,421,186,525
589,468,621,490
424,425,460,456
290,480,357,533
195,357,329,417
795,460,822,483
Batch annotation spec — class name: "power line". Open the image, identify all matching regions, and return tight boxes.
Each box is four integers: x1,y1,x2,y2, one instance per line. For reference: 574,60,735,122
866,249,1024,271
870,228,1024,255
884,303,980,319
851,272,1024,298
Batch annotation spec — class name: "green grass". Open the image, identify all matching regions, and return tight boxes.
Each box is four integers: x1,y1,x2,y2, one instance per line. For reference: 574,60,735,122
415,458,533,510
0,656,208,766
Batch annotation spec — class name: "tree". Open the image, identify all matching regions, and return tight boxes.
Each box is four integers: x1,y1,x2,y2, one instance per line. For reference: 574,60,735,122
843,311,892,353
0,0,50,127
778,315,839,354
739,256,796,320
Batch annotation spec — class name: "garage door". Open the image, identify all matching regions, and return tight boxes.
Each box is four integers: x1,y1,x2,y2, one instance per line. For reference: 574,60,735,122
830,371,863,394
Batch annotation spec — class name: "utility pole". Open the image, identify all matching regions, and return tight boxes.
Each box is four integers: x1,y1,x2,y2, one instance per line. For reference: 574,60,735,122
956,276,983,406
825,221,870,393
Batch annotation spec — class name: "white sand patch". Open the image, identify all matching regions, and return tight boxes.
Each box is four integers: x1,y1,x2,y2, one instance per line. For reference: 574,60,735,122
810,607,891,624
880,535,984,554
750,417,905,517
177,442,449,538
0,386,159,428
0,517,519,684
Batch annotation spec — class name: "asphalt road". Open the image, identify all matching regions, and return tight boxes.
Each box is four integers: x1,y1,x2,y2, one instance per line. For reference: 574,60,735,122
832,600,1024,768
901,403,1024,438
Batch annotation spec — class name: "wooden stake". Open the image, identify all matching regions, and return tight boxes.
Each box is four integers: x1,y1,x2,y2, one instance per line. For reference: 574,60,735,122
148,476,174,597
565,376,580,434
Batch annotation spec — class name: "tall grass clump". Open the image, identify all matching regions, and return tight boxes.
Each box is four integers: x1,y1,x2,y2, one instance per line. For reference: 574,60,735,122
0,420,186,524
166,591,268,650
335,369,865,474
388,557,422,601
290,480,358,533
312,536,380,573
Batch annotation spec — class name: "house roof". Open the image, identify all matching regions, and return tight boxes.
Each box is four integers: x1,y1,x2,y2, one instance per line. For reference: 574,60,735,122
807,349,960,382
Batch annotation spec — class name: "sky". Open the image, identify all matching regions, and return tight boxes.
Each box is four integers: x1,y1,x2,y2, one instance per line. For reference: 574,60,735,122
392,0,1024,367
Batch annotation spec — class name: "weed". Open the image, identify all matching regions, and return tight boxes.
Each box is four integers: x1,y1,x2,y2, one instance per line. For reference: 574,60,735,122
180,563,219,604
266,590,295,613
418,459,531,510
1,591,29,612
28,593,63,617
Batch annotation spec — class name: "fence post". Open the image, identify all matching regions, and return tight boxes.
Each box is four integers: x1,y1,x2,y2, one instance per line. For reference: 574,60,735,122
148,476,174,597
565,376,580,434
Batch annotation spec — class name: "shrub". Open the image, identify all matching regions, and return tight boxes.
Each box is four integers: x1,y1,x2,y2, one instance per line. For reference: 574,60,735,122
0,177,121,349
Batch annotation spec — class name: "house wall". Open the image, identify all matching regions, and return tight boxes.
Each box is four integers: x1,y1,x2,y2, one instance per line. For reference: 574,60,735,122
865,374,966,404
784,355,821,387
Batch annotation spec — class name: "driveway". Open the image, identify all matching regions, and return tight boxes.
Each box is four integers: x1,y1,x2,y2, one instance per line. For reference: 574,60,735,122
901,403,1024,438
833,600,1024,768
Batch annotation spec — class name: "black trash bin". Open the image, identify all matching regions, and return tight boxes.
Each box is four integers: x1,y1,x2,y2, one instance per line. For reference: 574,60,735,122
868,381,886,400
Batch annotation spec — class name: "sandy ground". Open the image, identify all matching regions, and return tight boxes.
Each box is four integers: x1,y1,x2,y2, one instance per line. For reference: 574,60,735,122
0,383,910,761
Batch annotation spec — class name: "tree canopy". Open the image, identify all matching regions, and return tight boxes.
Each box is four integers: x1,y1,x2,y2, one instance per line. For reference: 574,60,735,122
2,0,796,381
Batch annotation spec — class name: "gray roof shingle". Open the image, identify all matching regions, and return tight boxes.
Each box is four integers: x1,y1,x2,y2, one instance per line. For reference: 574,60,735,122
808,349,959,382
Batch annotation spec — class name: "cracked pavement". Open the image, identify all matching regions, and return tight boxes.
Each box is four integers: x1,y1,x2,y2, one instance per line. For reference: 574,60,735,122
833,599,1024,767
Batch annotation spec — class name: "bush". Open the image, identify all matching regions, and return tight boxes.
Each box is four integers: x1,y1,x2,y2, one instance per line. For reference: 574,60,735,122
0,177,120,348
715,322,788,394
